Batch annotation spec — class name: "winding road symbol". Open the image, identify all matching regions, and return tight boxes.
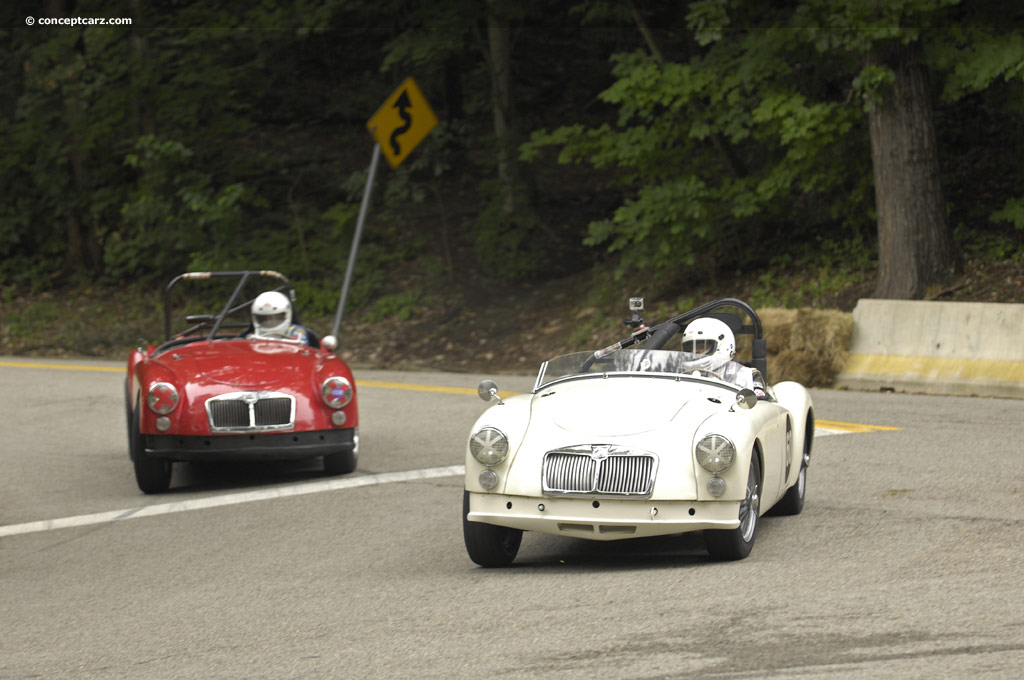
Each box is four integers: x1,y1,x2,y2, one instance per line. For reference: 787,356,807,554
366,77,438,169
389,90,413,157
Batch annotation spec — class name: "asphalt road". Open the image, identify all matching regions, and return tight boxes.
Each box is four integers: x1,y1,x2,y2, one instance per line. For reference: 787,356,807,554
1,357,1022,679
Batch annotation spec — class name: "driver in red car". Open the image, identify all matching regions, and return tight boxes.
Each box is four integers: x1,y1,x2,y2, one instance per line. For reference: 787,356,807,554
680,317,765,395
250,291,311,344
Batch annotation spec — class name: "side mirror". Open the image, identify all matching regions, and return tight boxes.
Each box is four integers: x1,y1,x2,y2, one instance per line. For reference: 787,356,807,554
321,335,338,352
735,389,758,410
477,380,503,405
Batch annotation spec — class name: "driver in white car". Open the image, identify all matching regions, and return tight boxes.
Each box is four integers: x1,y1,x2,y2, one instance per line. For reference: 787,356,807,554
680,317,765,395
250,290,311,344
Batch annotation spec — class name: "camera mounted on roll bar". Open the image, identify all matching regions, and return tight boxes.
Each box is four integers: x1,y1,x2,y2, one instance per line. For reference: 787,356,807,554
624,296,645,330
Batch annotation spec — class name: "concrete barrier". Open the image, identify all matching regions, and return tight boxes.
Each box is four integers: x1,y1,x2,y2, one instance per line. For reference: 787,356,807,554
835,299,1024,399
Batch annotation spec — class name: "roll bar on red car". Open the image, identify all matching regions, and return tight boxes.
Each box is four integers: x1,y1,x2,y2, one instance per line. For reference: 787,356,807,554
162,270,293,341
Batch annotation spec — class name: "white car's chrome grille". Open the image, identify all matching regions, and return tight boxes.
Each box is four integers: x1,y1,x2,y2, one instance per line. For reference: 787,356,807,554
206,392,295,432
542,446,658,498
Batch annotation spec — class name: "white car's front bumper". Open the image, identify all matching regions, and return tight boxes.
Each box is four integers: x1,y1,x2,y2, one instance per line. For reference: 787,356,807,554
467,492,742,540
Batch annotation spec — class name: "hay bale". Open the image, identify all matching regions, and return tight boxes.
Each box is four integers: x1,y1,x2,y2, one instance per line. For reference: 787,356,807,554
758,308,853,387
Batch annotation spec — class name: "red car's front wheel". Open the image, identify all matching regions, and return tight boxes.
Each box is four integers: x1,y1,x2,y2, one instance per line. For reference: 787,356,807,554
131,398,173,494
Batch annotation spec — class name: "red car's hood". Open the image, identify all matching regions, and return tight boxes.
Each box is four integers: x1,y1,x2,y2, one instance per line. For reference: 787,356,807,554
168,338,319,390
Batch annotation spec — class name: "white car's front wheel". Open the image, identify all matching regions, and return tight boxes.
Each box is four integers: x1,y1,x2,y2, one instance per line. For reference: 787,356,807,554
463,491,522,567
703,454,761,561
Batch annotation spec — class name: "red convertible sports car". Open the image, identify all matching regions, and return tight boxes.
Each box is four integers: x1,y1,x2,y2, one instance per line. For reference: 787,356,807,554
125,270,359,493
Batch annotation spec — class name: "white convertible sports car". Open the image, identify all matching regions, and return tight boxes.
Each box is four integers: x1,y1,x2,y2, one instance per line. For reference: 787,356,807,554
462,297,814,567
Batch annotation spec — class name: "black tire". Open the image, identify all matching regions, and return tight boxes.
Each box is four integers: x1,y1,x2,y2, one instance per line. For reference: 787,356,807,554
704,453,761,561
131,399,172,494
772,454,807,517
124,379,135,461
323,449,357,475
772,415,812,517
463,490,522,567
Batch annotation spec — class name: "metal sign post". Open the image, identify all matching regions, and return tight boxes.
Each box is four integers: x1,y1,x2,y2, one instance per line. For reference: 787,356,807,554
331,143,381,337
330,77,437,339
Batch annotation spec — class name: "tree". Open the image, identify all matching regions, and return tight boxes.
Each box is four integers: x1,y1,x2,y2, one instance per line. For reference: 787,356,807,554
867,40,959,298
521,0,996,299
522,2,873,279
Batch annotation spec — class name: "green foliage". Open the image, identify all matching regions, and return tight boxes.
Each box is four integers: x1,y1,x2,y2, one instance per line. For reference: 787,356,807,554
750,237,874,309
940,31,1024,101
473,204,549,282
990,198,1024,230
2,0,1024,308
955,222,1024,262
362,291,427,323
111,135,264,280
523,26,871,278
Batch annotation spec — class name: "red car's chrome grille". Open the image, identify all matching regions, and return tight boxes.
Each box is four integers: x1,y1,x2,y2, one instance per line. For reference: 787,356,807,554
253,398,292,426
206,393,295,432
542,446,658,498
211,400,249,428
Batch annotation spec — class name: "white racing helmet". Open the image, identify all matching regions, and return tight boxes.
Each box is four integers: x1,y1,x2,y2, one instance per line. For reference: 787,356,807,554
251,291,292,337
681,317,736,372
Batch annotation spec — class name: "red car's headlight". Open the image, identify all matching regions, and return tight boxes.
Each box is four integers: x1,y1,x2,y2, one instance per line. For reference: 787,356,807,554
147,382,179,415
321,377,353,409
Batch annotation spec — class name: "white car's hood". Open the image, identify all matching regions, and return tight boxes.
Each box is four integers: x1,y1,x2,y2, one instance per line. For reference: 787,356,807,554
496,376,736,499
531,376,728,437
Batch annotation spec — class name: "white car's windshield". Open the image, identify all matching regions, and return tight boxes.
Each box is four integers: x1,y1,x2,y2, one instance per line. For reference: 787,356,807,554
536,349,712,390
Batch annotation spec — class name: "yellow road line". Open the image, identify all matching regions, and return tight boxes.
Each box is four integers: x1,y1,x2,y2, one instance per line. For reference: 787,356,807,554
0,360,122,373
817,418,901,433
0,361,487,395
359,380,481,396
1,360,901,433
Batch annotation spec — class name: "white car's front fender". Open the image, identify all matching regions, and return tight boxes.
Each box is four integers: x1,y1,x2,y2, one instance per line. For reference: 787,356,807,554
464,394,531,493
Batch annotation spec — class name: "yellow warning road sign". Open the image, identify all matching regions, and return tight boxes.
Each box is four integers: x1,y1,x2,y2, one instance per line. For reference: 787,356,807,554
366,77,438,169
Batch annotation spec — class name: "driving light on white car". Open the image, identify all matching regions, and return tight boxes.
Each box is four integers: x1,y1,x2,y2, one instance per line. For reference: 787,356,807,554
469,427,509,466
696,434,736,473
147,382,179,414
706,476,727,497
478,469,499,490
321,376,353,409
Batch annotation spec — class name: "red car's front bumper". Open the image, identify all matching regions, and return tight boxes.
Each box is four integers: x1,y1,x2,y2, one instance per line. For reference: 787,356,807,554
142,427,357,461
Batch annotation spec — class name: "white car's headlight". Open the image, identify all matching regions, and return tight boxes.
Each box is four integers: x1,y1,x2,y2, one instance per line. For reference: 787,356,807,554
696,434,736,473
321,377,353,409
147,382,179,414
469,427,509,466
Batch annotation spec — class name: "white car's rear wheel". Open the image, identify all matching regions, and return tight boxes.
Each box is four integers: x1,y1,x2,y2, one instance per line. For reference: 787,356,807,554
772,452,807,516
704,453,761,561
463,491,522,567
772,416,812,516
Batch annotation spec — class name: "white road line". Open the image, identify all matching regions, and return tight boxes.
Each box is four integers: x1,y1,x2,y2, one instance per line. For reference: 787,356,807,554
3,428,852,539
0,465,464,538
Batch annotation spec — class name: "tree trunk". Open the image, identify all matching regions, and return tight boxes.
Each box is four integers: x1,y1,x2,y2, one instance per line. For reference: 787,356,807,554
867,42,960,299
130,0,156,137
45,0,103,281
486,0,517,215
